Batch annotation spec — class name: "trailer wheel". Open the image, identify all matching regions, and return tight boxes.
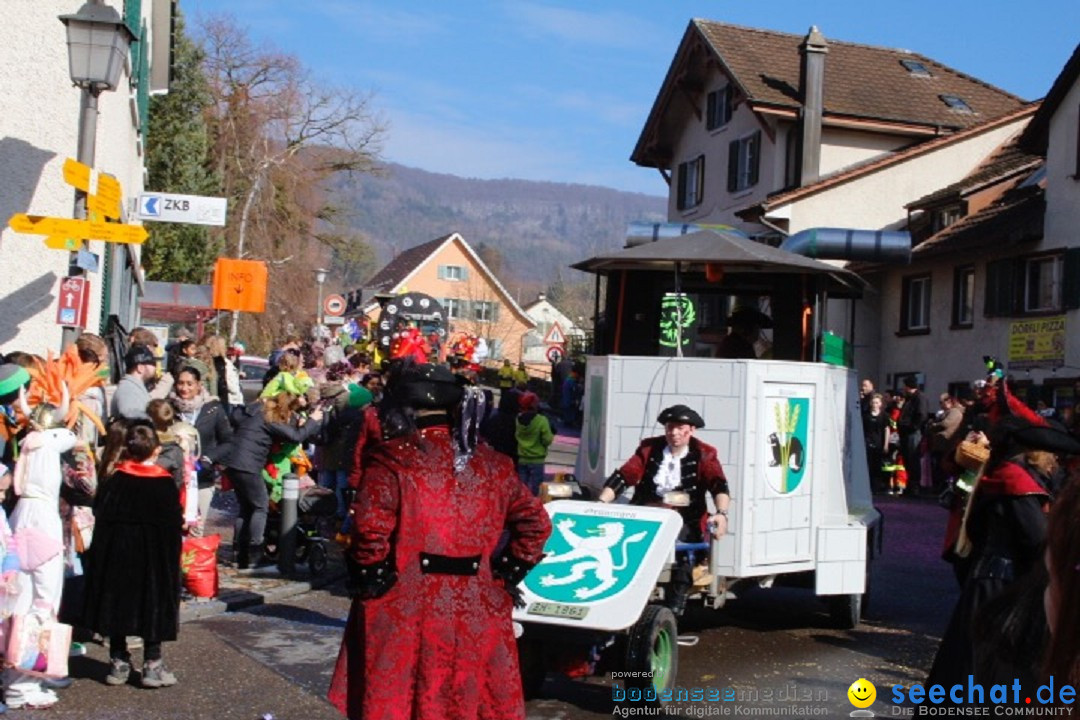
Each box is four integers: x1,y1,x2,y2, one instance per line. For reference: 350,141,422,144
829,556,871,629
828,592,862,629
517,638,546,700
624,604,678,701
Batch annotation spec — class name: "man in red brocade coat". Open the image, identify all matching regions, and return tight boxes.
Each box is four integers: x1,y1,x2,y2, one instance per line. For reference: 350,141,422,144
328,362,551,720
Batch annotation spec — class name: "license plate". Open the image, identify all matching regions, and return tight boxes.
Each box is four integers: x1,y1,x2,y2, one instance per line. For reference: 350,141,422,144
527,602,590,620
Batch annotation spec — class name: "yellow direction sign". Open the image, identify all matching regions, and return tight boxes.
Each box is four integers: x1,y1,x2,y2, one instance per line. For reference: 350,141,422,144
44,236,80,251
8,214,147,245
62,158,122,219
62,158,92,191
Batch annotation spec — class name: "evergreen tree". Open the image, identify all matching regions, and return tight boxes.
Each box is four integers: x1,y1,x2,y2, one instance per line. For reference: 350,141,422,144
546,268,566,304
142,9,221,283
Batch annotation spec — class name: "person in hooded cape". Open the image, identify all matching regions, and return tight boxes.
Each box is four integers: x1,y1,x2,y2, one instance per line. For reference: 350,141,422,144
327,360,551,720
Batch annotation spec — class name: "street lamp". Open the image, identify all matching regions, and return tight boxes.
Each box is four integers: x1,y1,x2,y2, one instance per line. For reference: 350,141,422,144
57,1,135,348
315,268,328,332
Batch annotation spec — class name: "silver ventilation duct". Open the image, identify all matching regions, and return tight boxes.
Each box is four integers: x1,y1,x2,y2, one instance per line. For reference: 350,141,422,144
780,227,911,264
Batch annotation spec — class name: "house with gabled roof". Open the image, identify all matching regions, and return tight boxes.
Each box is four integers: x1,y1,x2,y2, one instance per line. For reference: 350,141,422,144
854,41,1080,409
629,18,1058,391
358,232,537,363
633,19,1031,235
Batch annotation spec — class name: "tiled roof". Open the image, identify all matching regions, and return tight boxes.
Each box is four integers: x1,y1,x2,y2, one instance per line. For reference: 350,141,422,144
633,20,1028,168
737,104,1038,217
1020,42,1080,153
911,186,1044,260
364,234,453,292
360,233,537,328
908,136,1044,208
695,21,1026,128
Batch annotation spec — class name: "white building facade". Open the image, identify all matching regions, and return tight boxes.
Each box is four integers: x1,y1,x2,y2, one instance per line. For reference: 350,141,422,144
0,0,172,353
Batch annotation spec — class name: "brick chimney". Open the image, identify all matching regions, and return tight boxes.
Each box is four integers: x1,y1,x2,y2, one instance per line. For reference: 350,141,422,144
798,26,828,185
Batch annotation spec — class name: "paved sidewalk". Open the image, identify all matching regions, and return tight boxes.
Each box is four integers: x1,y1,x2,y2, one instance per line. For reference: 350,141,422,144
179,428,584,622
178,491,346,623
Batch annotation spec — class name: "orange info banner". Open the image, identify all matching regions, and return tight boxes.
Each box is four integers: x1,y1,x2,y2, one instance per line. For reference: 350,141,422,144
212,258,268,313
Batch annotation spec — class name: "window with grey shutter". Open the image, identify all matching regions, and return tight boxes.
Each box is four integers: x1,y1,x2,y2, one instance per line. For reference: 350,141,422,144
677,163,688,211
984,259,1016,317
727,140,739,192
1064,248,1080,310
676,156,704,210
748,131,761,187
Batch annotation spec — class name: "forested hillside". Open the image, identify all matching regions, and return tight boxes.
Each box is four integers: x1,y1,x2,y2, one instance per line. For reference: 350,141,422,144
331,163,667,287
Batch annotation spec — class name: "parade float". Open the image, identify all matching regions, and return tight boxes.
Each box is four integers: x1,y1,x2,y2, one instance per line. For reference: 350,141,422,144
513,224,909,701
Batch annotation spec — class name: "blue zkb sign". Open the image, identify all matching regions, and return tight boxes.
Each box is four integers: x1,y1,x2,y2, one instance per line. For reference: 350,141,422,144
141,196,160,216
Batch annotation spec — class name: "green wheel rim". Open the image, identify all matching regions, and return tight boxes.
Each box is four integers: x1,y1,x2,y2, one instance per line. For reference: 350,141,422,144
651,626,673,691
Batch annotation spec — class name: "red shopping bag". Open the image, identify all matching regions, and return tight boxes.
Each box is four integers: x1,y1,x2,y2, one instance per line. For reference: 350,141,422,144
181,534,220,598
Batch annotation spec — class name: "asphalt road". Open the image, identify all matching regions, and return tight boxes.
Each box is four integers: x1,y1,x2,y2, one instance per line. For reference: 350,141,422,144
20,494,958,720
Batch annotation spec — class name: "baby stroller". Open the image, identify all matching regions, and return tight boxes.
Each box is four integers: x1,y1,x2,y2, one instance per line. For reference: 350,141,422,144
263,479,338,575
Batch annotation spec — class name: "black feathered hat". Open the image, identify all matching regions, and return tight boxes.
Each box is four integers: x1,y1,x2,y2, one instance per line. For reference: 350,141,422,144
657,404,705,429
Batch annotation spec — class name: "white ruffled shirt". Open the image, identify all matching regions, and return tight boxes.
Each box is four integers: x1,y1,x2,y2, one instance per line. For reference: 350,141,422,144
654,445,689,495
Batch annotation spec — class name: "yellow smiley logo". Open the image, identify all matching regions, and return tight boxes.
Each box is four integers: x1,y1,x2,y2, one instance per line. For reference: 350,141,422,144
847,678,876,709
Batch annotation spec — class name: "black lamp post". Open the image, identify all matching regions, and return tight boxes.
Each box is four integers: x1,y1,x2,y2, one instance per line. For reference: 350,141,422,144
58,1,135,347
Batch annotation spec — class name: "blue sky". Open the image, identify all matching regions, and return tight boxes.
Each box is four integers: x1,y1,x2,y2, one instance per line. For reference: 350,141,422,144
184,1,1079,196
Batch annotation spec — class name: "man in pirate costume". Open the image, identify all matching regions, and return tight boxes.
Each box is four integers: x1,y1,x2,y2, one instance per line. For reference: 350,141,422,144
328,360,551,720
598,404,730,615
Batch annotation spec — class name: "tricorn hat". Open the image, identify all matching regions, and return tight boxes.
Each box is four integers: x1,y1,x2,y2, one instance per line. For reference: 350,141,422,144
657,404,705,429
386,361,465,410
992,414,1080,457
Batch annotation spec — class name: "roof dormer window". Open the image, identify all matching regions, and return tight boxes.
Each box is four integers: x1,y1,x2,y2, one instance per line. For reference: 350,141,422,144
900,59,932,77
940,95,973,114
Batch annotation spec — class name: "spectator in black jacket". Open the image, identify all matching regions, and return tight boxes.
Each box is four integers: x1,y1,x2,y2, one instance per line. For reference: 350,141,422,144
169,366,233,535
480,389,520,463
224,393,323,568
897,375,930,496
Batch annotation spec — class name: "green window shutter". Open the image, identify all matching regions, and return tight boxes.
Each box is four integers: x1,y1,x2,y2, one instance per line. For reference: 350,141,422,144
461,266,469,280
706,91,717,129
437,265,446,279
727,140,739,192
723,85,733,124
137,22,150,134
124,0,142,74
1063,248,1080,310
749,131,761,187
124,0,142,42
493,303,500,322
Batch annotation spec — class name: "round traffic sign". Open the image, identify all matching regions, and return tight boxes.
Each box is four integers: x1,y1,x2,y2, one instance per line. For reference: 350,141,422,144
546,345,564,363
323,293,347,317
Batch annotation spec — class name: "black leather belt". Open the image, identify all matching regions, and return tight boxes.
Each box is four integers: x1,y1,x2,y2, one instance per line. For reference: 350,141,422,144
420,552,481,575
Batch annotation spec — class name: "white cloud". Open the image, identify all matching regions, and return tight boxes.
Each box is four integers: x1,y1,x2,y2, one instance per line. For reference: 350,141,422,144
308,1,452,46
381,106,661,195
503,2,662,49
